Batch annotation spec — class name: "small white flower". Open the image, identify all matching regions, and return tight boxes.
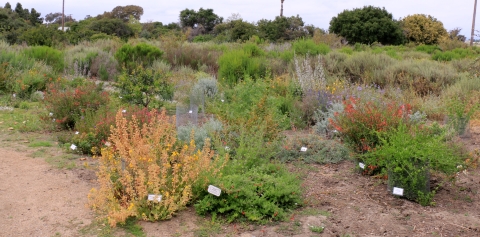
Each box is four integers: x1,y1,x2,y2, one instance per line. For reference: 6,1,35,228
49,112,53,117
12,94,16,98
52,119,56,122
75,131,79,135
119,96,123,99
105,141,111,147
221,99,225,102
122,109,127,113
225,146,230,151
70,144,77,150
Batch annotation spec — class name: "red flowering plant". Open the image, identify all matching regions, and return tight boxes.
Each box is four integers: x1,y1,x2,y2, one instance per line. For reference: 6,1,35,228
43,80,110,130
330,96,412,154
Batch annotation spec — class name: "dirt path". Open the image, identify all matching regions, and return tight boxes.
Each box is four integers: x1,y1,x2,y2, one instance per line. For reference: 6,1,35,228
0,148,94,237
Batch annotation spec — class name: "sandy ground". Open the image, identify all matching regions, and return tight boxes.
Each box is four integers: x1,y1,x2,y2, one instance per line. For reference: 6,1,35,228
0,148,94,237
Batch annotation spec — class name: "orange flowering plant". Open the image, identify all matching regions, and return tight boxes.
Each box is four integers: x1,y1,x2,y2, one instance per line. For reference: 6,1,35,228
88,109,228,227
330,97,412,154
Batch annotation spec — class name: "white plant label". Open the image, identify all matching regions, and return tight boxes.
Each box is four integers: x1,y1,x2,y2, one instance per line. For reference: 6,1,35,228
188,110,193,114
70,144,77,150
359,162,365,169
49,112,53,117
300,147,308,152
52,119,56,122
122,109,127,113
12,94,16,98
393,187,404,196
147,194,162,202
75,131,79,135
221,99,225,102
208,185,221,197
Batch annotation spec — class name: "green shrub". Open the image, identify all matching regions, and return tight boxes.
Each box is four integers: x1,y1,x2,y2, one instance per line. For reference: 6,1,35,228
0,52,36,71
13,62,54,99
361,123,462,204
116,67,174,108
217,49,267,86
276,134,350,164
292,39,330,56
415,45,441,54
22,46,64,72
115,43,163,73
195,163,302,223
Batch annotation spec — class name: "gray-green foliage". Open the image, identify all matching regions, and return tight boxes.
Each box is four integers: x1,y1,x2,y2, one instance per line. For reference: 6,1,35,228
191,77,218,104
314,102,344,137
177,118,223,148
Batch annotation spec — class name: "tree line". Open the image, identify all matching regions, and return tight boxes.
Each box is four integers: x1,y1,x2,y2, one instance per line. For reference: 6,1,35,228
0,2,467,47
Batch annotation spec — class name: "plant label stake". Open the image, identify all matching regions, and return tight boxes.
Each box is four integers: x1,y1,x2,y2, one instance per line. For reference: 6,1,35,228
70,144,77,150
208,185,221,197
359,162,365,169
147,194,162,202
392,187,404,196
300,147,308,152
188,110,193,114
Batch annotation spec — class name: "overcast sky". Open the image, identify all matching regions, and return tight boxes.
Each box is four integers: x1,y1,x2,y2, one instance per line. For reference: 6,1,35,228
10,0,479,38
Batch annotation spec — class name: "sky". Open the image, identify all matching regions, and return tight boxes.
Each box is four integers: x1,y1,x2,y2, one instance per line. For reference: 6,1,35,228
9,0,479,38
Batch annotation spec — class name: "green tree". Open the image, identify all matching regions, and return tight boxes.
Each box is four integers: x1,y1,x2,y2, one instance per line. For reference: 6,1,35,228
214,19,257,42
401,14,448,45
4,2,11,10
88,18,133,39
329,5,405,45
19,25,66,47
257,15,307,41
179,8,223,33
111,5,143,22
29,8,43,26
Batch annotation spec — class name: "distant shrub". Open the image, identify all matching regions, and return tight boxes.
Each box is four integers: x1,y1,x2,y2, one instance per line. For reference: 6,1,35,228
161,43,221,74
292,39,330,56
217,49,267,86
22,46,64,72
115,43,163,73
116,67,174,108
13,62,52,98
177,118,223,149
43,80,109,129
415,45,441,54
342,52,395,84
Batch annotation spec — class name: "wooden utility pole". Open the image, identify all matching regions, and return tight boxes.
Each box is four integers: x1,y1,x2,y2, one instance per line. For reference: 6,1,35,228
280,0,284,17
471,0,477,46
62,0,65,31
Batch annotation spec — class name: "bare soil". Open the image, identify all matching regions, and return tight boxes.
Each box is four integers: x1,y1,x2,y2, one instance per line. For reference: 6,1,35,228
1,125,480,237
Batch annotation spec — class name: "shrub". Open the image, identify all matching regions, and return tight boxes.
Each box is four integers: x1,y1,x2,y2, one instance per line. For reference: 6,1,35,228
116,67,174,108
217,49,267,86
13,63,52,98
177,118,223,149
195,163,302,223
276,134,350,163
294,54,327,93
379,59,458,95
115,43,163,73
331,97,412,153
292,39,330,56
314,101,344,137
342,52,395,84
361,123,462,204
161,43,221,74
43,80,109,129
415,45,441,54
22,46,64,72
402,14,447,45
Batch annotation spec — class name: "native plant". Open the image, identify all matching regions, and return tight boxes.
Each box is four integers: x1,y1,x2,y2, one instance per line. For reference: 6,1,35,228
88,109,228,227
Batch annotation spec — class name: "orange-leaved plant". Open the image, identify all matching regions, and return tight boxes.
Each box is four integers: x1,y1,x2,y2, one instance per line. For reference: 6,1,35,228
88,109,228,227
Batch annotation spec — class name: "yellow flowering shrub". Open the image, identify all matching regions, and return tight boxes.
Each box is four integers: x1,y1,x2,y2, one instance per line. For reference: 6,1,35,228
88,109,227,227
